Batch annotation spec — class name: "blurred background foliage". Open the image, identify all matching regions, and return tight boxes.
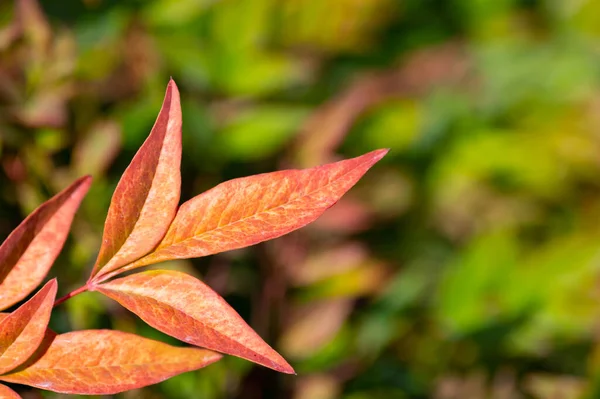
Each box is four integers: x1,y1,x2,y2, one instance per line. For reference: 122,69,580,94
1,0,600,398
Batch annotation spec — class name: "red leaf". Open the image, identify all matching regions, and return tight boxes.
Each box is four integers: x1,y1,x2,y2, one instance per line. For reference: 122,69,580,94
90,79,182,280
0,176,91,311
124,149,388,270
0,330,221,394
0,279,56,375
95,270,294,374
0,383,21,398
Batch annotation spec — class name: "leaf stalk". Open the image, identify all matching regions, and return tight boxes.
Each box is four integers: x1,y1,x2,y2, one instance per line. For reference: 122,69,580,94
53,284,89,308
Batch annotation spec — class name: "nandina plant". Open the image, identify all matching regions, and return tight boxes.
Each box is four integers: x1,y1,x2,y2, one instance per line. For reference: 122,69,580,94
0,79,387,396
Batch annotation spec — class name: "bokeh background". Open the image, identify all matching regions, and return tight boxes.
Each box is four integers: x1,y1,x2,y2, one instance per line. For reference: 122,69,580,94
2,0,600,398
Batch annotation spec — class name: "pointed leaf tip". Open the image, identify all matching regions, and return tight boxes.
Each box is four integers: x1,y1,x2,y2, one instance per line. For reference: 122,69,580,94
0,279,57,375
373,148,390,159
96,270,294,374
125,149,387,269
0,330,221,394
0,177,90,311
90,80,182,280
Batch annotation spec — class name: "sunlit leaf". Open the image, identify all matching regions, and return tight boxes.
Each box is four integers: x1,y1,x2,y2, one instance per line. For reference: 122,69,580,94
124,149,388,270
0,176,91,311
95,269,294,374
0,383,21,399
0,330,221,394
90,79,182,280
0,279,56,375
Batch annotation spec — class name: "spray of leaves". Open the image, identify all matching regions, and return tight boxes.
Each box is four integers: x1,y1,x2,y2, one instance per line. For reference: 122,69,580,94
0,79,386,395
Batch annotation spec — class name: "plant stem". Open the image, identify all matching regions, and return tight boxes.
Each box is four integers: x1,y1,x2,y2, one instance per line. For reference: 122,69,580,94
53,284,89,308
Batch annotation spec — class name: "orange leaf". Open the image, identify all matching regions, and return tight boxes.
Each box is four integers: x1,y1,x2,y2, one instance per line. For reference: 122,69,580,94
0,279,56,375
0,330,221,394
0,383,21,398
90,79,182,280
95,270,294,374
0,176,91,311
125,149,388,270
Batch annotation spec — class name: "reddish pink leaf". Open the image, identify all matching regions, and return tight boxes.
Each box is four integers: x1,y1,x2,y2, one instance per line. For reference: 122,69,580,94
0,279,56,375
124,149,388,270
0,176,91,311
90,79,182,280
95,270,294,374
0,383,21,399
0,330,221,394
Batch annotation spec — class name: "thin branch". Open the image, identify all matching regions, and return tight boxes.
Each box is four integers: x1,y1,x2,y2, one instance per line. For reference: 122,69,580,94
53,284,89,308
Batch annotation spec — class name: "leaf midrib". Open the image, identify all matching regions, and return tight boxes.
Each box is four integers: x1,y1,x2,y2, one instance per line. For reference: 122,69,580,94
100,285,274,366
158,160,366,251
3,359,201,373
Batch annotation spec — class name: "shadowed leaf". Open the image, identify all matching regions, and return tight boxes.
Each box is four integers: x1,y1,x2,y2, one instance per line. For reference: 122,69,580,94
17,0,51,54
0,383,21,398
73,120,121,176
0,329,221,394
90,79,182,280
0,279,56,375
280,299,352,359
0,176,91,311
95,270,294,374
124,149,388,270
